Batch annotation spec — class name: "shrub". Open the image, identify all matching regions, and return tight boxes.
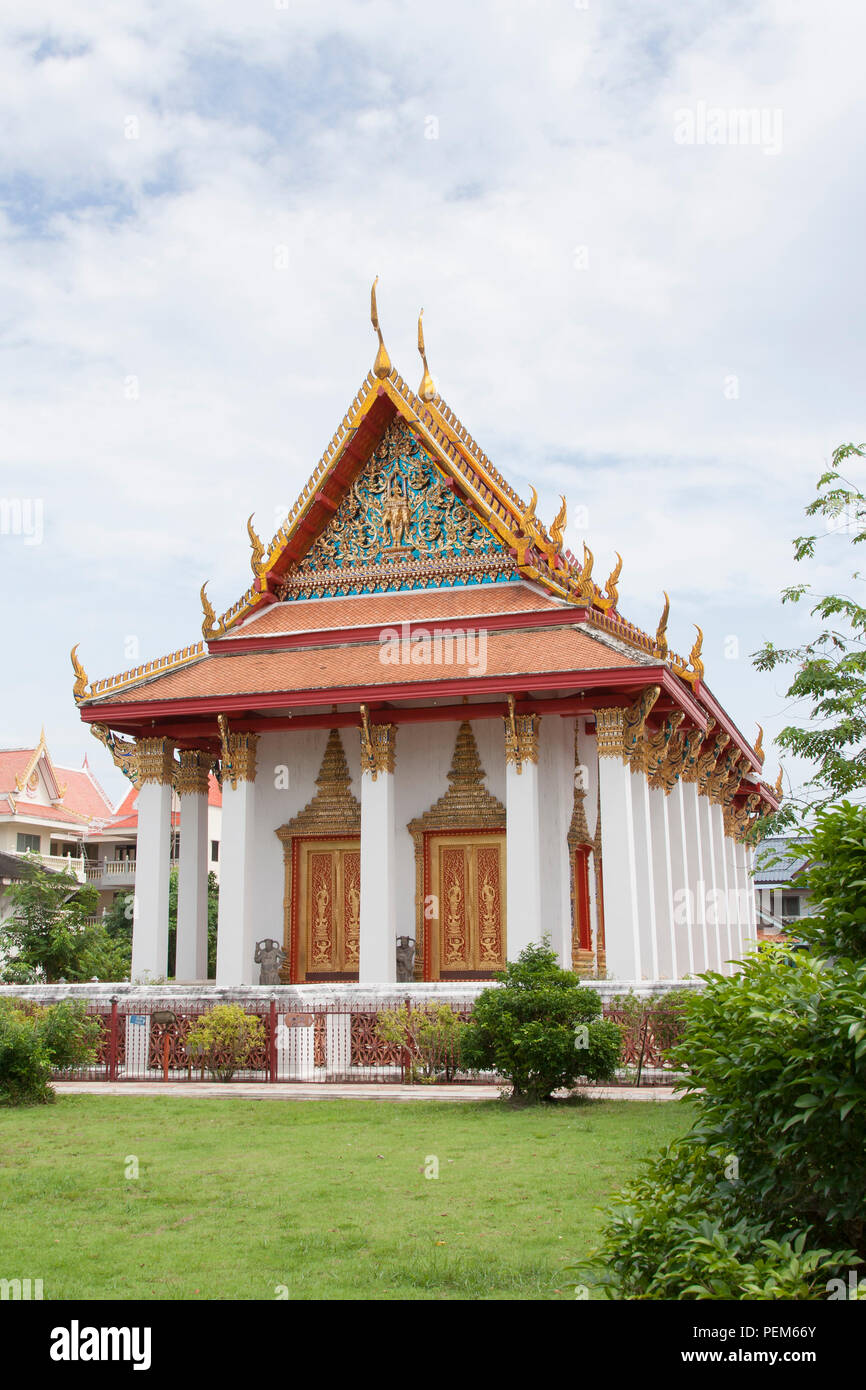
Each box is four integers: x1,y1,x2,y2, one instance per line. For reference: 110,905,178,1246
0,999,100,1105
795,801,866,958
572,1142,858,1300
459,941,622,1102
184,1004,265,1081
375,1003,465,1082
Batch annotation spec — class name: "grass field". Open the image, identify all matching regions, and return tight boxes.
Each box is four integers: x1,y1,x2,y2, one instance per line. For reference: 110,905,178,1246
0,1094,693,1300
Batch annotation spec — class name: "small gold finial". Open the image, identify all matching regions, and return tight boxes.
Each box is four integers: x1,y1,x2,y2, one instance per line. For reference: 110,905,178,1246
417,309,435,402
754,724,765,766
370,277,391,379
655,592,670,658
200,582,226,641
549,496,567,551
71,644,89,703
247,514,266,578
605,552,623,608
520,486,538,530
688,624,705,680
773,766,783,800
581,541,594,592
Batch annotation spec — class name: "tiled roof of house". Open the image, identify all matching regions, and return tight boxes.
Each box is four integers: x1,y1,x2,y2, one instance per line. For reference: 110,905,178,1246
753,836,811,885
99,625,639,706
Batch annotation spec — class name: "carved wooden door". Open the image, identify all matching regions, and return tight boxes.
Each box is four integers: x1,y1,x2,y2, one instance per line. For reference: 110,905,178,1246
429,833,506,979
297,839,361,981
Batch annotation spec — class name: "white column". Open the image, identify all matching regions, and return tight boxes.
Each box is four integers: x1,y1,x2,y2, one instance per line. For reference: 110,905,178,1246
505,711,543,959
668,780,694,977
709,802,733,973
699,793,723,972
216,732,259,986
649,786,678,979
740,840,758,951
596,739,642,981
130,738,174,983
176,751,210,982
725,823,744,966
630,772,658,980
681,780,709,973
359,724,397,983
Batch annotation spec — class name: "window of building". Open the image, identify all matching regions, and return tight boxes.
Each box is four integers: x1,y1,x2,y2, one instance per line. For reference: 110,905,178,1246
782,896,801,918
211,840,219,862
16,833,41,853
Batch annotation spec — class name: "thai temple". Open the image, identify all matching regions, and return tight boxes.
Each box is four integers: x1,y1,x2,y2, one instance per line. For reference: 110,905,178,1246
72,285,780,988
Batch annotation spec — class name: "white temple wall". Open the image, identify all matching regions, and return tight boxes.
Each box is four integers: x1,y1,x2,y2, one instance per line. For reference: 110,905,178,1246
538,715,575,969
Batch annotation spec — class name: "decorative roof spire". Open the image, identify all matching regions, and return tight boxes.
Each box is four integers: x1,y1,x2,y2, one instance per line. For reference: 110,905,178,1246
604,552,623,608
200,582,226,640
754,724,765,766
370,277,391,379
688,624,705,681
417,309,435,401
71,645,89,703
655,591,670,658
247,514,266,578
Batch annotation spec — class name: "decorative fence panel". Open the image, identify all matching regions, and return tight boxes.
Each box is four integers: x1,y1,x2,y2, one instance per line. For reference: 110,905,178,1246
45,994,686,1087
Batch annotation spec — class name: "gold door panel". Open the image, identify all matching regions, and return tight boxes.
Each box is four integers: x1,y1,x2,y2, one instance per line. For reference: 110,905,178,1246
296,839,360,981
429,832,506,979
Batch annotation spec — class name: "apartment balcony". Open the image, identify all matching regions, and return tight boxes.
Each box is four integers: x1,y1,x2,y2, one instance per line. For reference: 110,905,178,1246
85,860,137,888
20,851,87,883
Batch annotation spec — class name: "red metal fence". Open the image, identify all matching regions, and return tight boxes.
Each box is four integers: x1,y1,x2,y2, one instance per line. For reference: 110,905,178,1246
48,996,683,1086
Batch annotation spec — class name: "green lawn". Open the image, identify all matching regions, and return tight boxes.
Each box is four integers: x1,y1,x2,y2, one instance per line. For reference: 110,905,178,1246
0,1095,692,1300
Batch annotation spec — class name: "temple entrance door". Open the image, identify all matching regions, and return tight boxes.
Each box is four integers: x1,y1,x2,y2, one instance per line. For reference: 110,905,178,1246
296,838,361,982
427,832,507,980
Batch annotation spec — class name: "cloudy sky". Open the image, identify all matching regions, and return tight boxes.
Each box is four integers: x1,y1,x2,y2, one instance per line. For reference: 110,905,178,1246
1,0,863,805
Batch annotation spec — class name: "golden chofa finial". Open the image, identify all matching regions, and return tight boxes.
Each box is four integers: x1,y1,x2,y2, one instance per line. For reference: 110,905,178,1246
417,309,435,402
370,277,391,380
200,582,226,641
71,644,89,703
754,724,765,766
246,514,266,578
655,592,670,658
604,552,623,608
549,496,567,551
688,624,705,681
773,766,784,800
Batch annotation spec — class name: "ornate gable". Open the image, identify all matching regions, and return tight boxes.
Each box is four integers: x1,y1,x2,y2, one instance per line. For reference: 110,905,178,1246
277,418,516,601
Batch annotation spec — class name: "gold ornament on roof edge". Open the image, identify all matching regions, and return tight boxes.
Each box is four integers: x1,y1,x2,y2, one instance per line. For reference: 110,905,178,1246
688,624,705,680
200,582,226,640
549,496,567,551
417,309,435,402
773,767,783,800
604,552,623,609
654,592,670,658
370,277,391,380
754,724,765,766
247,515,266,578
71,645,89,703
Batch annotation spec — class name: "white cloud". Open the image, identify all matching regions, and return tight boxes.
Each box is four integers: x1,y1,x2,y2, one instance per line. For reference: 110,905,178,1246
0,0,863,800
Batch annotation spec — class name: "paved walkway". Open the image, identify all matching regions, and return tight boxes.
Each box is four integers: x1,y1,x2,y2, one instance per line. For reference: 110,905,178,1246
54,1081,679,1103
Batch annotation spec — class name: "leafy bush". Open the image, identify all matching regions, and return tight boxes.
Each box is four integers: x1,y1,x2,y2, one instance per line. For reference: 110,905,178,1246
375,1002,465,1082
795,801,866,958
0,999,101,1105
572,1142,858,1300
0,863,130,983
670,947,866,1252
184,1004,265,1080
459,941,622,1102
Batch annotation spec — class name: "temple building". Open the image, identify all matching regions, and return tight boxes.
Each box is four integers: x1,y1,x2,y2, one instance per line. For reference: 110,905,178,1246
71,289,780,987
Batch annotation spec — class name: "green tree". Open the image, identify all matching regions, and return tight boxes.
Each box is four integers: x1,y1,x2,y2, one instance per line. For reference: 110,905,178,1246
0,862,129,983
753,442,866,825
102,868,219,979
459,941,621,1103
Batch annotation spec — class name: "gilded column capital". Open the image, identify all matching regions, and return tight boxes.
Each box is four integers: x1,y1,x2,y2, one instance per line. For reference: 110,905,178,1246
176,749,212,797
503,695,540,773
681,717,715,784
217,715,258,790
645,712,685,789
360,707,396,779
594,686,659,766
697,731,731,796
135,736,176,787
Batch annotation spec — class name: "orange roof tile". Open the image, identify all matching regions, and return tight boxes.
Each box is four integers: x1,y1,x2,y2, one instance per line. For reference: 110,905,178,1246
100,625,637,706
231,583,566,638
